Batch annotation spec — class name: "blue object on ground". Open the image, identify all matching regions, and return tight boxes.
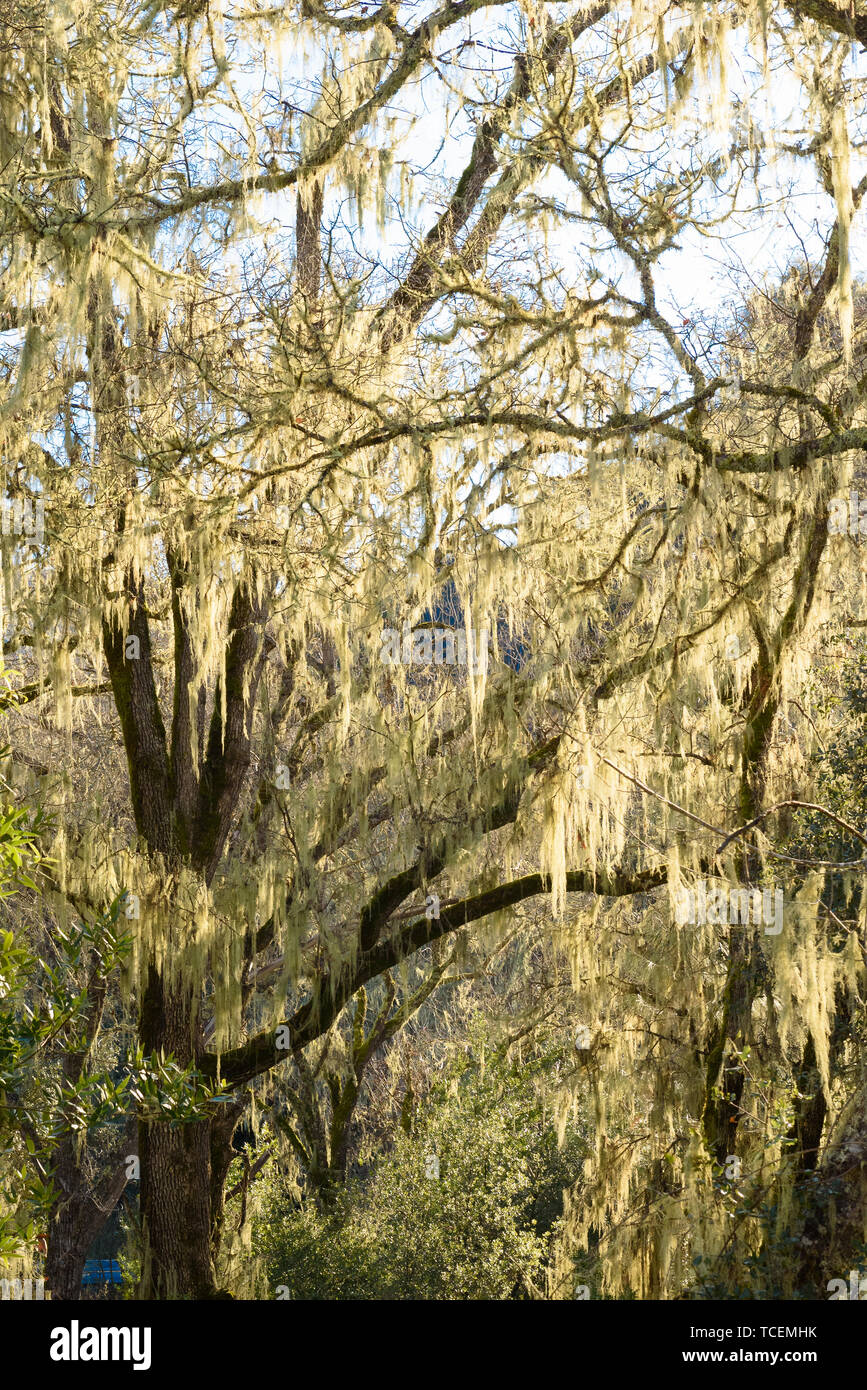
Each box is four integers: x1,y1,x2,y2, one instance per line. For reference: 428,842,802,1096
82,1259,122,1285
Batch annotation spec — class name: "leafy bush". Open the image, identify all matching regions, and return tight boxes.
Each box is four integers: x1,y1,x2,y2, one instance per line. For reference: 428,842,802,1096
257,1045,585,1300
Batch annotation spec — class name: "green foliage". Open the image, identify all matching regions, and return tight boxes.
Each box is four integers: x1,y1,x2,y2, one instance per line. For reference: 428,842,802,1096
1,878,233,1261
0,793,50,1255
125,1047,233,1121
257,1043,586,1300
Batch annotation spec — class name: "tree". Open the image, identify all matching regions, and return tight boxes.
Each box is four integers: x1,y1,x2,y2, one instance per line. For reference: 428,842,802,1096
258,1032,585,1300
0,788,50,1262
0,782,134,1299
0,882,231,1297
1,0,866,1298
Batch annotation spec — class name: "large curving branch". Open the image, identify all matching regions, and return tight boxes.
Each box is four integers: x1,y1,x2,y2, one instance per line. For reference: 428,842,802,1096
202,862,668,1087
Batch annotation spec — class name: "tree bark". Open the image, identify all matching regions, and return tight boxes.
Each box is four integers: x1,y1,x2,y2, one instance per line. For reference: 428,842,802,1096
45,1156,91,1302
45,1128,134,1301
796,1064,867,1295
138,968,216,1298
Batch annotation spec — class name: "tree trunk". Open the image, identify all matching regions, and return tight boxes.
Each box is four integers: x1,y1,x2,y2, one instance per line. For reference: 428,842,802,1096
139,968,216,1299
209,1099,246,1264
45,1128,133,1301
140,1114,214,1298
796,1065,867,1295
702,928,760,1165
45,1178,90,1302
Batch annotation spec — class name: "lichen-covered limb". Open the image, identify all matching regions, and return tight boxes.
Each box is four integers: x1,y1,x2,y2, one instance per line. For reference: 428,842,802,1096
102,567,174,858
194,576,270,880
205,864,668,1087
126,0,527,235
787,0,867,47
378,7,611,349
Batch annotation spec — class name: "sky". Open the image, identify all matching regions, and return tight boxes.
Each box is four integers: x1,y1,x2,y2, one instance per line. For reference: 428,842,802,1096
222,3,867,343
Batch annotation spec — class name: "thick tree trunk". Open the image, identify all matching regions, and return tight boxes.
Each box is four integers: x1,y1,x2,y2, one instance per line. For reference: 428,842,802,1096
45,1184,90,1301
702,928,760,1165
45,1241,88,1303
140,1114,214,1299
139,968,217,1299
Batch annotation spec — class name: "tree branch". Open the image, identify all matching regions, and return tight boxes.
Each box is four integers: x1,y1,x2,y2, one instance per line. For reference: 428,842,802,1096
203,863,666,1087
